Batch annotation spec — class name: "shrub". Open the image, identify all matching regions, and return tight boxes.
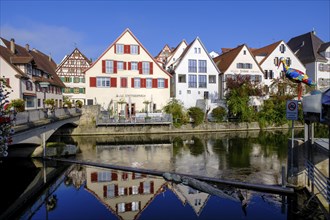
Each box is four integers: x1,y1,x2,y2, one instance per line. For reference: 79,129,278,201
76,100,83,108
9,99,25,112
188,107,205,126
211,107,227,122
44,99,55,110
163,99,188,128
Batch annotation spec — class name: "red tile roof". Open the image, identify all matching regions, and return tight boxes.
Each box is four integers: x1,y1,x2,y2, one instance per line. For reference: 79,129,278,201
252,40,282,65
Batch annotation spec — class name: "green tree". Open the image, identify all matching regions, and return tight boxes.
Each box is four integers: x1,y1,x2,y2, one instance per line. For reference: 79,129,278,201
211,106,227,122
163,99,188,128
9,99,25,112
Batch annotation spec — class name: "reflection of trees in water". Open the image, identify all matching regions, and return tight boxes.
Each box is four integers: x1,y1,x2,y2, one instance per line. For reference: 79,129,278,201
188,136,204,156
227,137,253,169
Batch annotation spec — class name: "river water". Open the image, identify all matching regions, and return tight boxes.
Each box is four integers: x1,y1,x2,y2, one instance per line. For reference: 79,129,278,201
1,128,326,219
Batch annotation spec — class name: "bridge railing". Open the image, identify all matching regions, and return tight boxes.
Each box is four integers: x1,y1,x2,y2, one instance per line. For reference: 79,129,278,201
14,108,81,125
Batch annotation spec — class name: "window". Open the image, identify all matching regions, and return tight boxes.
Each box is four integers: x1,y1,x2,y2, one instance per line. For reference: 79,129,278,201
198,60,207,73
209,75,216,83
264,70,268,79
134,78,141,88
188,75,197,88
97,172,111,182
132,202,139,211
194,47,201,54
118,203,125,213
280,44,286,53
74,77,80,83
243,50,246,55
188,59,197,72
286,58,291,66
269,70,274,79
117,61,124,71
106,60,114,73
64,88,71,93
116,44,124,54
236,63,252,69
74,87,79,94
146,78,152,88
187,90,191,94
25,96,34,108
131,45,139,54
319,63,325,71
64,77,71,83
178,74,186,83
131,62,138,70
37,99,41,107
198,75,207,88
26,81,33,91
142,62,150,74
118,187,125,196
121,77,127,88
274,57,279,66
158,78,165,88
97,77,110,87
132,186,138,195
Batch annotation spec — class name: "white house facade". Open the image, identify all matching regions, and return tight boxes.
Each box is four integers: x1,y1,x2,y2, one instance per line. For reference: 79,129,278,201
0,38,65,110
253,40,306,93
213,44,264,107
168,37,220,110
84,29,171,117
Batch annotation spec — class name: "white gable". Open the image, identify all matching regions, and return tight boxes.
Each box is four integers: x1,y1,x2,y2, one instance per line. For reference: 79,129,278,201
225,45,263,77
165,41,188,70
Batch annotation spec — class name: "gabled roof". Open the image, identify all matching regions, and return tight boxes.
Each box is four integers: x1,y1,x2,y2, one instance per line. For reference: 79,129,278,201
165,40,188,65
85,28,171,77
287,31,328,63
213,44,264,74
319,42,330,53
252,40,282,65
213,44,244,73
56,47,92,71
0,37,65,87
172,37,221,74
155,44,171,59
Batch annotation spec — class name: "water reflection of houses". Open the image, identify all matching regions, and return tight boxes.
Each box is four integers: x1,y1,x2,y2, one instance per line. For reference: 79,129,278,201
169,183,210,217
95,143,173,171
85,167,167,220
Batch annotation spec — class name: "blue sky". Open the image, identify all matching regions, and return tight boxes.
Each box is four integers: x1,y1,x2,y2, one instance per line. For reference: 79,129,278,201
1,0,329,64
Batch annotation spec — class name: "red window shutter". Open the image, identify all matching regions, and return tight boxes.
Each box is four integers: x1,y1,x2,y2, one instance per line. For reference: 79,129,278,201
121,78,127,88
124,188,128,195
124,45,129,54
128,62,131,70
138,62,142,74
138,46,140,54
90,77,96,87
126,203,132,211
141,78,146,88
150,181,154,193
115,184,118,196
102,60,106,73
114,44,117,54
132,173,135,179
138,182,143,194
150,62,153,74
91,172,98,182
165,79,168,88
5,78,10,87
113,61,117,73
103,185,107,197
152,79,158,88
124,62,127,70
111,172,118,181
129,187,132,195
111,77,117,87
131,78,135,88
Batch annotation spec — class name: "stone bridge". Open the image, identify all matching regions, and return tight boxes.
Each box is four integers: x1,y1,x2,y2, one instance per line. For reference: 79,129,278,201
8,108,81,157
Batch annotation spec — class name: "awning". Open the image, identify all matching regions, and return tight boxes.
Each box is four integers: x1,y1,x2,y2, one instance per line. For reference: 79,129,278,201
23,92,36,97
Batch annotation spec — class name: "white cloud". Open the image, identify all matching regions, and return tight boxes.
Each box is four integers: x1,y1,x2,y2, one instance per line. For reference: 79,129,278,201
0,22,85,63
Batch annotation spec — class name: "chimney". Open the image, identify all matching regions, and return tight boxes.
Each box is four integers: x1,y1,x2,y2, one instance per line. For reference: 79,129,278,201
25,44,30,51
48,53,52,62
10,38,15,54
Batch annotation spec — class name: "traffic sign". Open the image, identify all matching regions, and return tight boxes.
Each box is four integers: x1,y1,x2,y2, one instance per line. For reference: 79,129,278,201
286,100,298,120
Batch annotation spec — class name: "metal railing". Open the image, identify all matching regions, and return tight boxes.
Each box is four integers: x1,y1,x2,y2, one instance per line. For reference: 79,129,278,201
96,112,173,126
305,160,330,204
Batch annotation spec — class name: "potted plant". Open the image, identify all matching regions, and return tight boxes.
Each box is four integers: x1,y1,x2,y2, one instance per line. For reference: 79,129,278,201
9,99,25,112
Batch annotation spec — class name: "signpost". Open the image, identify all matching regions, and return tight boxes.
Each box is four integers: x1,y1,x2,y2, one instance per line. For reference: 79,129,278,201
286,100,298,177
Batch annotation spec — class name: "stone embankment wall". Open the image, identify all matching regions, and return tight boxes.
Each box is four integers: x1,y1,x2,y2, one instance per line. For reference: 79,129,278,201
66,105,304,135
